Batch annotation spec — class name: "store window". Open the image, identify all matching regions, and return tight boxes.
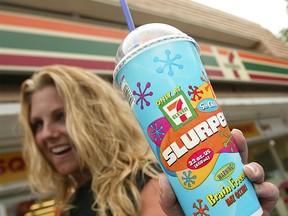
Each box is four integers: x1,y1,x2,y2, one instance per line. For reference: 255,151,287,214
248,136,288,216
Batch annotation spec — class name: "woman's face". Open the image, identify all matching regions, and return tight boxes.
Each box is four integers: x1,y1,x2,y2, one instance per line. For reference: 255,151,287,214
29,85,81,176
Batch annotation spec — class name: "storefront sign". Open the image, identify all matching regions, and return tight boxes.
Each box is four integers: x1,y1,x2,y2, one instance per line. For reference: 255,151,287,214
1,10,287,85
215,48,250,81
0,151,27,184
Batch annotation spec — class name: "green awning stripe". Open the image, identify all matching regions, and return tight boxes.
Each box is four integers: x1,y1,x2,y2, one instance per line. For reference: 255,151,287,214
0,30,120,56
243,62,288,75
200,55,219,67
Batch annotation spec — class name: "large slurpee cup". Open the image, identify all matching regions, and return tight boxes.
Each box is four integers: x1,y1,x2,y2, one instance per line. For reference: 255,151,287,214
113,23,262,216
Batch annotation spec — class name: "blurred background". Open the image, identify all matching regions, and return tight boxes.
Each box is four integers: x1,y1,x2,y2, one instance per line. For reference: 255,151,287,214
0,0,287,215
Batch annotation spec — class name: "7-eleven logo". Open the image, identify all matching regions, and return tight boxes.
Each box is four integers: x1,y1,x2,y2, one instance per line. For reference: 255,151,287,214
159,90,198,130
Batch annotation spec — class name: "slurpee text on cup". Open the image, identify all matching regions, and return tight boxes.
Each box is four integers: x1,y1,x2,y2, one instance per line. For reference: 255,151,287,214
113,23,262,216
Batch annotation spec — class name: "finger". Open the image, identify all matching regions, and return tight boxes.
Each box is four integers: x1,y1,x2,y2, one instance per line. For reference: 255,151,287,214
243,162,265,184
158,175,185,216
231,128,248,163
244,163,279,216
254,182,280,216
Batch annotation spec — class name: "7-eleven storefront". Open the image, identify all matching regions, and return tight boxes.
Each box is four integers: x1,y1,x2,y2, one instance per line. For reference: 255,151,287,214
0,11,288,215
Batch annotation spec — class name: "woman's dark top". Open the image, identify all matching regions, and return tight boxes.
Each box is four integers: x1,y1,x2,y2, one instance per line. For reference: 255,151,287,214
66,165,162,216
68,179,95,216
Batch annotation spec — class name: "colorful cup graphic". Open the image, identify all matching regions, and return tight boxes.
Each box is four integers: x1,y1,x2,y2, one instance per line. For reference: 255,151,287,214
114,23,262,216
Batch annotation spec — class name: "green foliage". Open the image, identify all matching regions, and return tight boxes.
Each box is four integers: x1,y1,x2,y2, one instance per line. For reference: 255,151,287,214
280,0,288,44
280,28,288,45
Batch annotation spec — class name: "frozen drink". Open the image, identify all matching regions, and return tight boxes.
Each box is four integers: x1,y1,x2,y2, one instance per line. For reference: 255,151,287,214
114,23,262,216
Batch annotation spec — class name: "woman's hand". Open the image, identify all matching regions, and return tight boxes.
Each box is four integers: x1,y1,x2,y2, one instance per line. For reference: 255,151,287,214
158,129,279,216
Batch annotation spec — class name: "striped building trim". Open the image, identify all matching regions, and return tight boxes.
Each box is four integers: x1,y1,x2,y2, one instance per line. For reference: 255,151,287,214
1,10,287,84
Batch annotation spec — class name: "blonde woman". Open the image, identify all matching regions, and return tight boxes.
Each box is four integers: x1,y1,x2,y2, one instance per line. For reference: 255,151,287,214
19,65,278,216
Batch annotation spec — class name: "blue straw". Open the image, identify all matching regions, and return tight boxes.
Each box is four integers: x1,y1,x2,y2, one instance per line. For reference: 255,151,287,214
119,0,135,32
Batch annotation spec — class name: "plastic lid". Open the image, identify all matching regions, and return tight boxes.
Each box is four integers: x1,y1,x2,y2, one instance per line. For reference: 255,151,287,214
115,23,186,63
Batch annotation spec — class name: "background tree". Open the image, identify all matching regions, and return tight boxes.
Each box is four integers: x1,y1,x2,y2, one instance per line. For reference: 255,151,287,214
279,0,288,44
280,28,288,44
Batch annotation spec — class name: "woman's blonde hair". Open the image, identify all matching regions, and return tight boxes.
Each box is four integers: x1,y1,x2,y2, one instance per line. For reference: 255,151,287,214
19,65,159,216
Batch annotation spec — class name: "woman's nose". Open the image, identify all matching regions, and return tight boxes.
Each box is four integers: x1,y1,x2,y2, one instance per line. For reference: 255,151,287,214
42,122,60,139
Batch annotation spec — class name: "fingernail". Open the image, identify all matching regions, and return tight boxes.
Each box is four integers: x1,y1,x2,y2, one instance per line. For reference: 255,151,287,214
245,163,257,173
231,128,243,135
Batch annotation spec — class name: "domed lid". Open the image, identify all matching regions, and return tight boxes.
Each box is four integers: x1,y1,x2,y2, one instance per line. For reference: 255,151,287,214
115,23,189,63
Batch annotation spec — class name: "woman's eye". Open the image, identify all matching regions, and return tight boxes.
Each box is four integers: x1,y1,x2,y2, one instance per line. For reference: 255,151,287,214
31,120,43,133
56,112,65,122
